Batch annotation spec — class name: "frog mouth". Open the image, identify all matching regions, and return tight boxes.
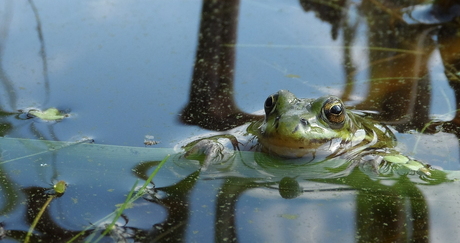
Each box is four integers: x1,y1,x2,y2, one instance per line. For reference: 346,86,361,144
257,137,334,158
260,137,329,149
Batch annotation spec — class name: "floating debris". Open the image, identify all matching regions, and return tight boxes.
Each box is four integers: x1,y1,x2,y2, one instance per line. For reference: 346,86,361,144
144,135,160,146
20,107,69,121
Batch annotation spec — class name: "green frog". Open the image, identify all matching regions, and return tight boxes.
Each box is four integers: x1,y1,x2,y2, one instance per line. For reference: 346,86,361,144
184,90,432,176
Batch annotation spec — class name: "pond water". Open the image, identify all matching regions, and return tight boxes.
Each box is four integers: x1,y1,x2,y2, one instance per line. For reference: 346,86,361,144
1,0,460,242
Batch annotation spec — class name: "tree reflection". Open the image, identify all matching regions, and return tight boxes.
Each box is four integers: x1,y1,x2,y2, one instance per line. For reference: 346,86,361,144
355,176,430,243
180,0,262,131
353,0,436,132
127,154,449,242
1,0,460,242
4,150,450,242
302,0,460,144
314,169,433,243
8,187,83,242
144,170,200,242
174,0,460,241
180,0,460,137
436,19,460,133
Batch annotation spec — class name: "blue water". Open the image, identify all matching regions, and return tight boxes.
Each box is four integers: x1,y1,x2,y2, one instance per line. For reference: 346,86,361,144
1,0,459,242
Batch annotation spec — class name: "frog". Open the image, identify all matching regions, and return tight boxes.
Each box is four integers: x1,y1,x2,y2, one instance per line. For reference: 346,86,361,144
183,90,432,176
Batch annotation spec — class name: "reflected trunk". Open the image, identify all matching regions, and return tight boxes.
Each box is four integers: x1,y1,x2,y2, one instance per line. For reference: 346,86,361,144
355,0,434,131
180,0,261,131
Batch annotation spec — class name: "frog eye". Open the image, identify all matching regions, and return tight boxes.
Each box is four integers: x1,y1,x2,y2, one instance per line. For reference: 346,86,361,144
264,94,278,115
322,98,345,128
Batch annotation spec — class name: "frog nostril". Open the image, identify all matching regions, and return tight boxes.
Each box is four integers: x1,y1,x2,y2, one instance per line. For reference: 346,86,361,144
300,118,308,126
273,116,280,129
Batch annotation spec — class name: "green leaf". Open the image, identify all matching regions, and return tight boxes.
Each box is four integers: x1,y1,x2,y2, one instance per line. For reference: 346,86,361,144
403,160,424,171
383,154,409,164
28,108,67,121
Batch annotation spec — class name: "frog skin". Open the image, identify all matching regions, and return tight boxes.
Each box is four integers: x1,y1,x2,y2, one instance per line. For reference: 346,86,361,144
248,90,396,158
184,90,431,176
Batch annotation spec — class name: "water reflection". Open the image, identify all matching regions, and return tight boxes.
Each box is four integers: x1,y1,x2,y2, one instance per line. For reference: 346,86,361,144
0,137,456,242
437,19,460,130
175,0,460,242
0,0,17,112
0,0,460,242
129,153,449,242
180,0,262,131
0,1,15,137
299,0,460,134
353,175,430,242
352,0,435,131
27,0,51,106
0,0,55,139
145,170,200,242
180,0,460,136
19,187,80,242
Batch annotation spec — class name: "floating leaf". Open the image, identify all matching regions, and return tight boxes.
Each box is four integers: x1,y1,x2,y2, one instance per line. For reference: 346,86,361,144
383,154,409,164
285,74,300,78
403,160,424,170
28,108,68,121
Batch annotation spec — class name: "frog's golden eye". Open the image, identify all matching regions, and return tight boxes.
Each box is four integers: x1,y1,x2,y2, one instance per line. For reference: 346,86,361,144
322,98,345,128
264,94,278,115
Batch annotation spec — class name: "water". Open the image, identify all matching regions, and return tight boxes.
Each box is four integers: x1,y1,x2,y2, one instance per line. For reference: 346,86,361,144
0,0,460,242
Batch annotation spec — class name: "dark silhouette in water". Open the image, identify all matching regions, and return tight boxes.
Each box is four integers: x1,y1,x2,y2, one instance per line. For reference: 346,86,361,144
180,0,261,131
